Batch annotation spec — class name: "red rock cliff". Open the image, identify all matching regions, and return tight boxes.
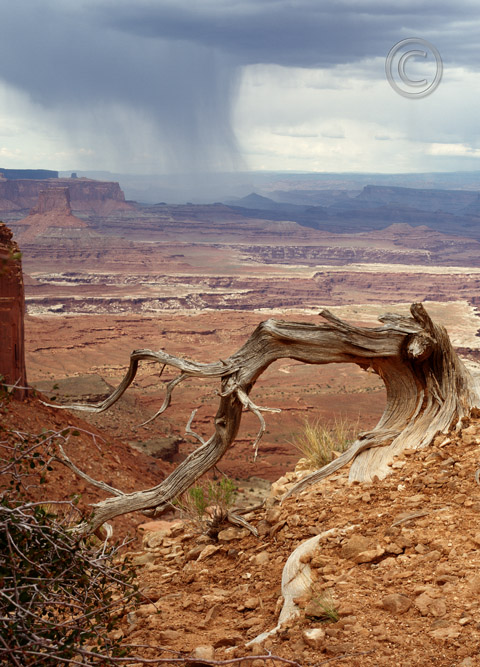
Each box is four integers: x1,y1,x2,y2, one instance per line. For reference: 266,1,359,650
14,187,88,241
30,186,73,216
0,178,131,216
0,223,27,399
58,179,131,215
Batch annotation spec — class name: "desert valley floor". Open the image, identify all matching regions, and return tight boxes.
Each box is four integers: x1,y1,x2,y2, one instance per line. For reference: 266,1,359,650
5,185,478,482
4,175,480,664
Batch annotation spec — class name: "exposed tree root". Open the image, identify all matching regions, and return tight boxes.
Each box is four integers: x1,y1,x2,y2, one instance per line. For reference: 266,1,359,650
246,525,357,646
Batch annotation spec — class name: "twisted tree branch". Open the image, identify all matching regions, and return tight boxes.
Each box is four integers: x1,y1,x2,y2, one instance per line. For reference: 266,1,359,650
49,303,480,533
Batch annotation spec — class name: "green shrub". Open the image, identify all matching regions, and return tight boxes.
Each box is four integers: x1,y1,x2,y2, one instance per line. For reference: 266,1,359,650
0,500,140,664
178,477,237,539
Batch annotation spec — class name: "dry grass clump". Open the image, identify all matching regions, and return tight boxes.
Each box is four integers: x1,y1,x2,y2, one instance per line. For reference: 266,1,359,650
306,591,340,622
293,415,359,469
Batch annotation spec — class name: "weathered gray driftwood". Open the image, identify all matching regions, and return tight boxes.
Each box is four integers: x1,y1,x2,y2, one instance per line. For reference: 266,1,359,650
49,303,480,533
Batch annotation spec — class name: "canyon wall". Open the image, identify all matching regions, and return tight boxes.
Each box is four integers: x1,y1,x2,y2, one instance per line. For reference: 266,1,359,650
0,223,27,398
21,268,480,315
0,168,58,180
0,178,131,216
13,186,88,242
61,179,131,214
30,187,73,216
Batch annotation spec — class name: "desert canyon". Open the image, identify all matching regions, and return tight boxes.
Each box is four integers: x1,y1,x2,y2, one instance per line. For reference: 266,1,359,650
3,169,480,665
1,171,479,477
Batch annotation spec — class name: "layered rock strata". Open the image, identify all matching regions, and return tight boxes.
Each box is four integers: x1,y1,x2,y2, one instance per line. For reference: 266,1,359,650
0,223,27,398
14,187,88,241
0,178,131,217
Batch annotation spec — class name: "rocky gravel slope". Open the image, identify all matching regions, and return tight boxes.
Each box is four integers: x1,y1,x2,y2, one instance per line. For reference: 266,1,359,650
123,419,480,666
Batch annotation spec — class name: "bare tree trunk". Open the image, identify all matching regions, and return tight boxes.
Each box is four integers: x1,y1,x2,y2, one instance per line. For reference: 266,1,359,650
50,303,480,534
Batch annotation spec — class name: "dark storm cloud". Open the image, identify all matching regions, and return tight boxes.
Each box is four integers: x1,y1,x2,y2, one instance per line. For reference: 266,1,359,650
0,1,477,172
103,0,479,68
0,1,241,172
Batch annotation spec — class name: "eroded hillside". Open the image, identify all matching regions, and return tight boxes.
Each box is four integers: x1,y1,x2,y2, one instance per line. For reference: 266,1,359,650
123,418,480,666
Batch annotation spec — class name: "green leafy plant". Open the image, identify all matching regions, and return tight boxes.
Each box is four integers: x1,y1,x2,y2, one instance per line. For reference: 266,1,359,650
292,415,359,469
0,373,14,401
178,476,237,539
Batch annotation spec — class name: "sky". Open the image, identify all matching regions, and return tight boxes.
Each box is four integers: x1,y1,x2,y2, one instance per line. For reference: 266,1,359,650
0,0,480,176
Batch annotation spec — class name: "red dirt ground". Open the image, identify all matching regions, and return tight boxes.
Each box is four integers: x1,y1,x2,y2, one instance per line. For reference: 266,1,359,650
23,310,386,482
123,418,480,666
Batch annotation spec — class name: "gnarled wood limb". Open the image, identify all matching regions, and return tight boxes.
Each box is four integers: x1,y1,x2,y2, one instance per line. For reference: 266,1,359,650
246,525,357,647
50,303,480,533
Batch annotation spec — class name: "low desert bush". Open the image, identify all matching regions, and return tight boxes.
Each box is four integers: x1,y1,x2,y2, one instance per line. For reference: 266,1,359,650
293,415,359,469
0,499,140,665
177,476,237,539
0,427,140,665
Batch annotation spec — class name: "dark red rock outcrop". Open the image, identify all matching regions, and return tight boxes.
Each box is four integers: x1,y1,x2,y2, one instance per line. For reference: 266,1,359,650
60,179,131,215
0,178,132,217
31,187,73,216
14,187,88,241
0,223,27,399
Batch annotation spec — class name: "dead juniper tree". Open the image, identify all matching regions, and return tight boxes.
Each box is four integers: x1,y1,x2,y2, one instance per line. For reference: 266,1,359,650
48,303,480,534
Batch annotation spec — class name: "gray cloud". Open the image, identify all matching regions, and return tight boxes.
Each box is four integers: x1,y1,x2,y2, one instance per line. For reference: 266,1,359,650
103,0,478,68
0,1,242,172
0,1,478,174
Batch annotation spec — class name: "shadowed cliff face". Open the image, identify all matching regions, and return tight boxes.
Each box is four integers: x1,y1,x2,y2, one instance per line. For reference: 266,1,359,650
0,223,27,399
30,187,73,216
0,178,131,216
13,186,88,242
